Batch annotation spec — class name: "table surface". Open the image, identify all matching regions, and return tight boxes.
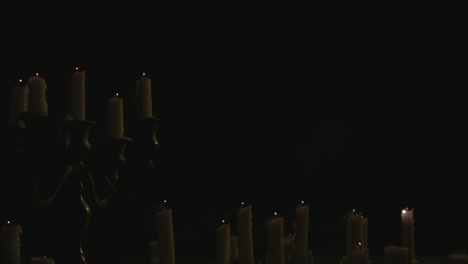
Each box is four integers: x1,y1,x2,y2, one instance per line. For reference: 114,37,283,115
85,256,449,264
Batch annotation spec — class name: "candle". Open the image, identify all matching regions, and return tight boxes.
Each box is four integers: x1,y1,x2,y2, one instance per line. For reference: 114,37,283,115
384,245,408,264
294,201,309,264
10,79,29,127
448,253,468,264
362,217,368,250
237,203,254,264
346,210,364,256
267,212,284,264
215,220,231,264
29,256,55,264
401,208,416,263
27,73,48,116
1,221,22,264
135,73,153,118
156,202,175,264
69,68,86,120
149,240,159,259
284,234,295,261
351,243,369,264
106,93,124,138
230,235,238,263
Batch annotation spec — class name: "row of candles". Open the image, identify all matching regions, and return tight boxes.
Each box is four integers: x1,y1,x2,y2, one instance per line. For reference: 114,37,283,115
9,68,154,137
2,203,468,264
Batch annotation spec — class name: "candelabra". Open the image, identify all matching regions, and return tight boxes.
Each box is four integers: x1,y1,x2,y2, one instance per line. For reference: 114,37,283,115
6,112,160,264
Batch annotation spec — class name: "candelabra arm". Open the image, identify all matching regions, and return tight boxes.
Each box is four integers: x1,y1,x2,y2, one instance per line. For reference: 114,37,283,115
86,170,112,207
33,166,74,208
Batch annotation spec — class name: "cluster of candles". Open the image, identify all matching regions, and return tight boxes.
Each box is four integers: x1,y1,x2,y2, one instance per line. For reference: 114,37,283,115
9,68,154,137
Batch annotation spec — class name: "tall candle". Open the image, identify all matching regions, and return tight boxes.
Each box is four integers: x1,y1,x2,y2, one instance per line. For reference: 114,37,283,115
346,210,363,256
401,208,416,263
156,203,175,264
106,93,124,138
10,79,29,127
135,73,153,118
29,256,55,264
1,221,22,264
237,204,254,264
267,212,284,264
284,234,294,261
384,245,408,264
294,201,309,264
69,68,86,120
27,73,48,116
215,220,231,264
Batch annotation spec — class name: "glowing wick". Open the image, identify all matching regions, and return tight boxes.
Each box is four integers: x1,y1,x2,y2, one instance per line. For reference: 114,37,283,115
35,73,39,76
115,93,119,97
402,209,407,214
221,219,225,223
19,79,22,83
301,200,304,204
274,212,278,217
352,209,355,213
358,242,362,250
6,220,10,225
142,72,146,76
163,199,167,204
43,256,47,259
75,67,79,71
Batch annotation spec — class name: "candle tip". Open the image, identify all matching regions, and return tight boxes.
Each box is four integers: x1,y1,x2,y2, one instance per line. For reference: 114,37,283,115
274,212,278,216
143,72,146,76
221,219,225,223
6,220,10,224
19,79,22,83
402,209,407,214
75,67,79,71
35,73,39,76
115,93,119,97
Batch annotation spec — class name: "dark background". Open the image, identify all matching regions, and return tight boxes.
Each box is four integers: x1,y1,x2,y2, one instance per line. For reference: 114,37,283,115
0,0,465,262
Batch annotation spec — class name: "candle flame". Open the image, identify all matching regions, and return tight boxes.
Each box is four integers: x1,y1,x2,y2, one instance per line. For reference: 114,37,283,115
19,79,22,83
163,199,167,204
301,200,304,204
75,67,79,71
115,93,119,97
43,256,47,259
221,219,225,223
142,72,146,76
402,209,407,214
35,73,39,76
352,209,355,213
274,212,278,216
6,220,10,224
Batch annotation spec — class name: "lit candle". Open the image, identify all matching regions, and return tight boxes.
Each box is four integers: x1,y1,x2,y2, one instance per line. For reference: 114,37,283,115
29,256,55,264
351,242,369,264
448,253,468,264
69,68,86,120
1,221,22,264
106,93,124,138
346,210,363,256
267,212,284,264
10,79,29,127
237,203,254,264
384,245,408,264
27,73,48,116
135,73,153,118
294,201,309,264
401,208,416,263
215,220,231,264
156,200,175,264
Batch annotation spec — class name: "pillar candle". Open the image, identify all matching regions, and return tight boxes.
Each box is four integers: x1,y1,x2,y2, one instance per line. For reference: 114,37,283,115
294,202,309,264
156,207,175,264
401,208,416,263
69,68,86,120
284,234,295,260
27,73,48,116
1,221,22,264
230,235,238,263
136,73,153,118
29,256,55,264
237,204,254,264
267,212,284,264
106,94,124,138
448,253,468,264
351,245,369,264
384,245,408,264
346,210,363,256
10,79,29,127
215,221,231,264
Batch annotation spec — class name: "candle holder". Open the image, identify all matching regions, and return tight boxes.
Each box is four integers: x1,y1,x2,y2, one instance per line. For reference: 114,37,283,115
29,119,132,264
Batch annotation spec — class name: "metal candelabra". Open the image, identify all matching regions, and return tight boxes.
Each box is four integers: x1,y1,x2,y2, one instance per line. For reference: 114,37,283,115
6,112,160,264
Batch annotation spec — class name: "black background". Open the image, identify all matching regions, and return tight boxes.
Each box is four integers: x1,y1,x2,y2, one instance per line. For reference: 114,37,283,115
0,0,465,261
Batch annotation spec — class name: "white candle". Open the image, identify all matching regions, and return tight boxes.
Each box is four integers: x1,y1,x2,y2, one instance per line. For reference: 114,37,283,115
135,73,153,118
401,208,416,263
156,204,175,264
237,203,254,264
267,212,284,264
346,210,363,256
27,73,48,116
29,256,55,264
1,221,22,264
448,253,468,264
69,68,86,120
294,201,309,264
384,245,408,264
215,220,231,264
10,79,29,127
106,93,124,138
